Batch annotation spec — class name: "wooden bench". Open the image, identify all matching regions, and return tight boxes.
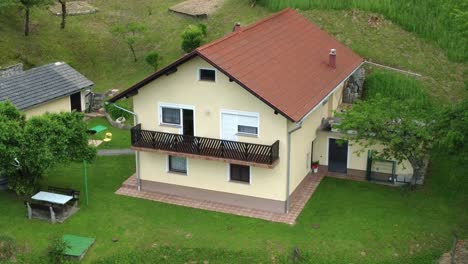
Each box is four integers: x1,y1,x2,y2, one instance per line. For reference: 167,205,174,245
48,186,80,206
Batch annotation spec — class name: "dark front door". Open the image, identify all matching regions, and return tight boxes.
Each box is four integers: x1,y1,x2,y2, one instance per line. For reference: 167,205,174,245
328,138,348,173
182,109,194,136
70,92,82,112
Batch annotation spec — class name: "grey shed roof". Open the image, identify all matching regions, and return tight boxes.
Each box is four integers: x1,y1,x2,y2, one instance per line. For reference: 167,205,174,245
0,62,94,110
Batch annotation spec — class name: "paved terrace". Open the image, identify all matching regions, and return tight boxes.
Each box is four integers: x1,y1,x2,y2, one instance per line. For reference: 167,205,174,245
116,171,324,225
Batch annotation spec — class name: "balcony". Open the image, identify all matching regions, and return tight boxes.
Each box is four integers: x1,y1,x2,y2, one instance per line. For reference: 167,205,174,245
131,124,280,168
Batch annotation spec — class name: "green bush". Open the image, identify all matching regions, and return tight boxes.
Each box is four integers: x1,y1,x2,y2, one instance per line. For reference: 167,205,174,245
181,24,207,53
197,23,207,36
105,99,132,120
0,235,16,262
145,51,161,71
47,236,70,264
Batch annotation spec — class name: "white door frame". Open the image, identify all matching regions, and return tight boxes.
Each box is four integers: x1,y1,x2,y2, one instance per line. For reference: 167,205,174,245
158,102,196,136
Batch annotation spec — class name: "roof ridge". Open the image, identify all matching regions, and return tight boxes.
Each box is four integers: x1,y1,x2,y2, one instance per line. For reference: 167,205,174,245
197,8,294,51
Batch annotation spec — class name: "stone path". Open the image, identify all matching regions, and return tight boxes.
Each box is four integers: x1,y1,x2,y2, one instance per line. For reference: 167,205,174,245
116,171,325,225
97,149,134,156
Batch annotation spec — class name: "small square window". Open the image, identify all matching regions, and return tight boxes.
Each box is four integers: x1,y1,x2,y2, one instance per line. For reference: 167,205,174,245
199,69,216,82
168,156,187,174
238,125,258,135
230,164,250,183
162,107,181,125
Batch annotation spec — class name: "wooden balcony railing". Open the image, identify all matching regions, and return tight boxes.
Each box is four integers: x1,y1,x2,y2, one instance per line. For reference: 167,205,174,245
131,124,279,165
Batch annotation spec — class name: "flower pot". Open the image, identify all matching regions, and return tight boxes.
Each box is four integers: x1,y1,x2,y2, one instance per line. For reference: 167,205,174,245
312,167,318,173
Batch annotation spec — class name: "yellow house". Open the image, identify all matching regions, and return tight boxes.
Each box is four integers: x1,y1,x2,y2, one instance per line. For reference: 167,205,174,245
0,62,94,117
110,9,413,214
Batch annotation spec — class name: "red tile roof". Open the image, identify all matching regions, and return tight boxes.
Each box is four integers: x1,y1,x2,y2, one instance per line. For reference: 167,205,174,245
110,8,364,122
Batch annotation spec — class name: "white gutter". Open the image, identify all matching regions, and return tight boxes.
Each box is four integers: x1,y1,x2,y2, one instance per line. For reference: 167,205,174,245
285,121,303,213
106,103,141,192
299,61,365,123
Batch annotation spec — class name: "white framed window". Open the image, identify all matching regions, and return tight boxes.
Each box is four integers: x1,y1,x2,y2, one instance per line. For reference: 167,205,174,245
229,164,250,184
221,110,259,140
161,107,181,125
198,68,216,82
158,103,195,129
168,155,187,174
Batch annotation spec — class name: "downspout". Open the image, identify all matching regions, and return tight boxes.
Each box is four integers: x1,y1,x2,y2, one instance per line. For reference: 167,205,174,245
285,121,303,213
106,102,141,191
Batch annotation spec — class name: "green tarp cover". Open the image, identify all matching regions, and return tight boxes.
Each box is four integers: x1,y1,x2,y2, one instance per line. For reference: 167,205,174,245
63,234,95,257
89,125,107,133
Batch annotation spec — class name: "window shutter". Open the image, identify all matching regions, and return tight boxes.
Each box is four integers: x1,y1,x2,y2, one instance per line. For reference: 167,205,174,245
237,115,257,127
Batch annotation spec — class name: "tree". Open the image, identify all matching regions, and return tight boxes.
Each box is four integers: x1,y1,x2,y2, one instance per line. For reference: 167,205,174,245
0,101,96,195
57,0,67,29
111,22,146,62
145,51,160,71
181,24,207,53
18,0,53,36
335,95,434,186
433,99,468,162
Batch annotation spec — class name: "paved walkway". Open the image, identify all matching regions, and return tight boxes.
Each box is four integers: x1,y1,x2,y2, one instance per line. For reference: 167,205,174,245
97,149,134,156
116,171,325,225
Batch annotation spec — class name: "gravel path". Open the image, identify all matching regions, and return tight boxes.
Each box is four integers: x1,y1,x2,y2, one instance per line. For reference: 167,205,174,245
97,149,134,156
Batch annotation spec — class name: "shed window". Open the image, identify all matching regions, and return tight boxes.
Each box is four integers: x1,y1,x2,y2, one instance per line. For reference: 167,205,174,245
199,69,216,81
169,156,187,174
162,107,181,125
230,164,250,183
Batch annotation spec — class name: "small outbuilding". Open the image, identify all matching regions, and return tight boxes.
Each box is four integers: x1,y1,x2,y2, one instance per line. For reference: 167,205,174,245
0,62,94,117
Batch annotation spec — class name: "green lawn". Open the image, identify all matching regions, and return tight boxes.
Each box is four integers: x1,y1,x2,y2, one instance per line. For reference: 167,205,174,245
86,117,130,149
0,152,466,263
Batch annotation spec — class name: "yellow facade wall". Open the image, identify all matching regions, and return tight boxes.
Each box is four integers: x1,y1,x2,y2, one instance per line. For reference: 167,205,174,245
24,90,86,118
312,131,413,176
288,83,343,192
25,95,71,118
134,57,288,201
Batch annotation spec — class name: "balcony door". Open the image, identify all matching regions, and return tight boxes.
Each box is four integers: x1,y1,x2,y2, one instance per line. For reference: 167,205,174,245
182,109,194,136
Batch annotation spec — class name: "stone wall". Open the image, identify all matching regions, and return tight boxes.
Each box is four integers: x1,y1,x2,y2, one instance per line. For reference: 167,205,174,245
0,63,24,78
343,67,365,104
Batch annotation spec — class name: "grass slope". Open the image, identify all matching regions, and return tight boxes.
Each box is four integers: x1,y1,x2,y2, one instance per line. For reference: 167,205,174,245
0,153,466,263
0,1,465,101
258,0,467,62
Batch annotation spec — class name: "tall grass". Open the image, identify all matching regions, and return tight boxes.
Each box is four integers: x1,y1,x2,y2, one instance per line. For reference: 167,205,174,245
258,0,467,62
364,69,431,108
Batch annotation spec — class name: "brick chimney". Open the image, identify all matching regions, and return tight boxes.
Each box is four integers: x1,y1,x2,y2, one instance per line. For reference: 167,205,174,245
329,49,336,68
232,22,241,32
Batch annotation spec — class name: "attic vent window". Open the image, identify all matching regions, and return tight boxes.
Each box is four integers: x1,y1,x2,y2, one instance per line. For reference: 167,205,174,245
199,68,216,82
